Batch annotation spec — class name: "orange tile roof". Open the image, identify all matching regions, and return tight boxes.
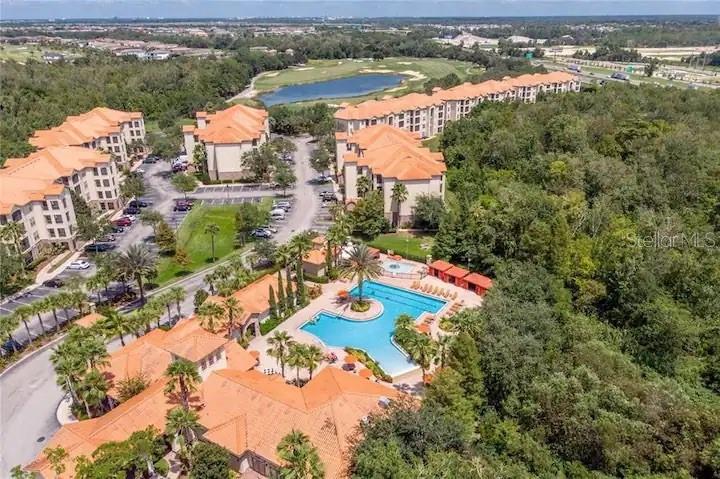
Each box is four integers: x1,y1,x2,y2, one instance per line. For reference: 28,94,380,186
199,367,399,479
335,72,578,120
205,274,281,327
343,125,445,181
303,248,326,266
429,259,454,272
194,104,268,144
445,266,470,279
464,273,493,290
74,312,105,328
0,146,112,214
30,107,142,148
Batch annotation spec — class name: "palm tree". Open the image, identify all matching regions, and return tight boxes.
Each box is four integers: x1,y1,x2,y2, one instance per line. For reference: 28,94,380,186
356,175,371,198
275,243,294,280
436,334,454,369
168,286,186,321
304,345,324,380
204,223,220,262
290,232,313,263
50,344,84,404
267,330,295,378
164,359,201,409
29,300,48,336
287,343,308,386
340,244,382,303
405,334,438,378
390,182,408,228
43,446,68,479
0,314,20,353
56,291,75,323
140,209,164,235
101,309,130,346
119,245,157,305
197,301,225,334
13,305,34,342
85,274,103,304
78,369,109,418
276,429,325,479
223,297,243,338
44,295,63,331
165,406,200,446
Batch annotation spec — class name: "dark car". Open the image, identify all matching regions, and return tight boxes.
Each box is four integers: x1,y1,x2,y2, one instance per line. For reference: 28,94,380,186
143,156,160,164
113,217,132,227
43,278,65,288
174,202,192,212
171,164,187,173
128,200,151,208
251,228,273,239
111,225,125,233
123,206,141,215
84,243,116,253
1,338,25,356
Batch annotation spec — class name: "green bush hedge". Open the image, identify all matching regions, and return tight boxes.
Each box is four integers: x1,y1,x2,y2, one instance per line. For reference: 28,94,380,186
304,272,329,284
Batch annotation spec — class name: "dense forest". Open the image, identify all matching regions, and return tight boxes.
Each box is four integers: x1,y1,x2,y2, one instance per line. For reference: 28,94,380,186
350,84,720,477
0,50,296,163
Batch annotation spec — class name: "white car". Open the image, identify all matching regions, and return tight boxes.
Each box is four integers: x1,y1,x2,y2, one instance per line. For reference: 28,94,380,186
67,260,91,270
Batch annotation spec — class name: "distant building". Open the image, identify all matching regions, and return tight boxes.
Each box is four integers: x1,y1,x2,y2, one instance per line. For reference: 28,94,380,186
148,49,171,60
42,51,64,63
183,104,269,181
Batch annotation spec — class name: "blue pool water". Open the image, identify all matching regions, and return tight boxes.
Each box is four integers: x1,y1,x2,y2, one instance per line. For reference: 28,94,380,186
301,280,446,377
381,259,415,274
258,73,405,106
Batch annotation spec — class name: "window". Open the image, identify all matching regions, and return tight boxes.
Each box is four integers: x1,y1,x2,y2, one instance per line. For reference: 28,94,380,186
42,201,49,211
114,146,121,153
33,231,39,241
252,139,257,147
48,228,56,238
29,217,36,227
57,228,66,237
50,201,59,210
103,179,110,187
112,136,119,144
45,215,52,224
100,202,107,210
133,120,140,127
12,210,22,221
65,212,70,222
95,180,101,187
98,191,104,199
93,168,99,175
101,167,108,175
208,354,215,365
72,174,79,183
54,215,63,223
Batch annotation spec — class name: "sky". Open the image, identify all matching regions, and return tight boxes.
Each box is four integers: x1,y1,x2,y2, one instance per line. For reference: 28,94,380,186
2,0,720,20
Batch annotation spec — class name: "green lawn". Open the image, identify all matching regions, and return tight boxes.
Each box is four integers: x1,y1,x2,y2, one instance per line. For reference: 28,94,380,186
155,204,246,284
0,45,82,63
254,57,482,105
368,232,435,262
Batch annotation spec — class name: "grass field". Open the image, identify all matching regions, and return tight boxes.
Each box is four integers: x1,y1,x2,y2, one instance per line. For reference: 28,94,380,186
254,57,482,105
368,232,435,262
0,45,82,63
155,204,249,284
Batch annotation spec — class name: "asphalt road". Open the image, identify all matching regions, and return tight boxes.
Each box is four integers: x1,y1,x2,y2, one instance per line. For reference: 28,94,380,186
0,135,329,475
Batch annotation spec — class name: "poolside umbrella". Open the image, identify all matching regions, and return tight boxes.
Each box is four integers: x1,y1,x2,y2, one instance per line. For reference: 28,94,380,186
416,323,431,335
359,369,373,379
337,290,349,300
344,354,357,364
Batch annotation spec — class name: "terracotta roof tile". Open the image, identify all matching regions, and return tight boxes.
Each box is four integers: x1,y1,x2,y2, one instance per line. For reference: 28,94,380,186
30,107,142,148
429,260,454,271
74,313,106,329
194,104,267,144
445,266,470,279
464,273,493,289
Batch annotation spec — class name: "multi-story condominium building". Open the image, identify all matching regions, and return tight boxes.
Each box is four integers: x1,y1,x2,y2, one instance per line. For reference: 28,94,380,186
27,281,398,479
183,104,270,181
0,146,122,259
30,107,146,166
334,71,580,138
336,124,446,225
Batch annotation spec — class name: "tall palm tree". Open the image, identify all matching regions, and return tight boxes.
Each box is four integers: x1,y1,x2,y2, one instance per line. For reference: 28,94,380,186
164,359,201,409
168,286,186,321
101,309,130,346
85,274,103,304
304,345,324,380
197,301,225,334
50,344,84,404
78,369,109,418
287,343,309,386
275,243,294,280
436,334,454,369
204,223,220,262
44,295,62,331
56,291,74,323
13,305,34,342
223,297,243,338
119,245,157,305
165,406,200,446
290,232,313,263
405,334,438,378
1,222,26,270
29,300,48,336
340,244,382,303
267,330,295,378
276,429,325,479
0,314,21,353
390,182,408,228
356,175,371,198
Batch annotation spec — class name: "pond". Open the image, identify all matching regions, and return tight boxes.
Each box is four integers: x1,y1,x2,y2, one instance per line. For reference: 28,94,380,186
258,73,405,106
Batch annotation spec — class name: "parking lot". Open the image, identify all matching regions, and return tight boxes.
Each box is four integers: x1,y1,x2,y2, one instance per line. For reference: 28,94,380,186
194,184,276,195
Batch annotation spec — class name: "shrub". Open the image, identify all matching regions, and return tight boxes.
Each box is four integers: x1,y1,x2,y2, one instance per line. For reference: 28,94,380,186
154,458,169,476
345,347,392,382
304,273,329,284
351,300,371,312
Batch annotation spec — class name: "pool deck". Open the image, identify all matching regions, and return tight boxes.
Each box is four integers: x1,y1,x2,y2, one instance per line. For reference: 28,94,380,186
247,258,482,394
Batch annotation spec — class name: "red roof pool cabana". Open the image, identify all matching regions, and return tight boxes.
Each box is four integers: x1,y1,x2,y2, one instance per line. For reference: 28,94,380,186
444,266,470,288
464,273,493,296
428,260,454,280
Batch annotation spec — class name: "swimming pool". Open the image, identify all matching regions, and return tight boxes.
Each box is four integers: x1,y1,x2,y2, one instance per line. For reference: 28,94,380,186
380,259,415,275
301,280,446,377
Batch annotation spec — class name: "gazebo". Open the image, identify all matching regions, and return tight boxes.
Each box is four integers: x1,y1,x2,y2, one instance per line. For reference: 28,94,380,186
444,266,470,288
464,273,493,296
428,260,454,281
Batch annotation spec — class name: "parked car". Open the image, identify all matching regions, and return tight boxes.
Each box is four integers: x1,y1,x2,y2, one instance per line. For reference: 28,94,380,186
111,225,125,233
270,209,286,220
251,228,273,239
319,191,335,199
43,278,65,288
1,338,25,355
113,217,132,227
174,201,193,212
143,156,160,164
172,163,188,173
128,200,151,208
135,168,146,175
261,224,278,234
273,201,291,211
124,206,141,215
67,260,91,270
84,243,116,253
98,234,116,242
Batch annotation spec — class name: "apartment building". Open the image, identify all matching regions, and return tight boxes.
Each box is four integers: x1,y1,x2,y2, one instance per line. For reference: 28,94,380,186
30,107,146,166
0,146,122,259
183,104,270,181
28,301,398,479
337,124,446,225
334,71,580,138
